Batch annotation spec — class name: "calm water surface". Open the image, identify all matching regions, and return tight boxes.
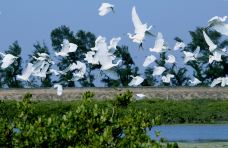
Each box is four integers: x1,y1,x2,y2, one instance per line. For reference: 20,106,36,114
149,124,228,142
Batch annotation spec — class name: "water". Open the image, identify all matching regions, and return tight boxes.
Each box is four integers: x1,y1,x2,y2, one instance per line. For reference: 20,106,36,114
149,124,228,142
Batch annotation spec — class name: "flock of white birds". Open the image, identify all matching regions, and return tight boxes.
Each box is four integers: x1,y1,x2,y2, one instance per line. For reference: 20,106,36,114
0,3,228,99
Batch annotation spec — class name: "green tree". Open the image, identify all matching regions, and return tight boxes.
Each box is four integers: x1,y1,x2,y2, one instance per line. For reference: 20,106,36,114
102,46,139,87
2,41,22,88
29,42,52,87
51,26,97,87
185,27,228,85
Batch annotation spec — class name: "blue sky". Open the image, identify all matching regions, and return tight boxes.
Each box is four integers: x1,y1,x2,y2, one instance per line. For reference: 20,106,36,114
0,0,227,64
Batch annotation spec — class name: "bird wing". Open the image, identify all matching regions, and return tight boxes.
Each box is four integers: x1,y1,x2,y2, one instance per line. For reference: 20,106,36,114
132,6,143,34
203,31,217,52
193,46,200,58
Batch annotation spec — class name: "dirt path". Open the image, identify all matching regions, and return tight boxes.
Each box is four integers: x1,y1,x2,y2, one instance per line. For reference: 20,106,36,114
0,87,228,101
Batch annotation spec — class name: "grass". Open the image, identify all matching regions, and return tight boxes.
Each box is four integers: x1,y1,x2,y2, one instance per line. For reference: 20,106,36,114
1,99,228,124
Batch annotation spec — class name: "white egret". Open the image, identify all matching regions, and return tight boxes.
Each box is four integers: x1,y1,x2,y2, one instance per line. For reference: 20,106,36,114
108,37,121,50
98,3,114,16
174,41,185,50
49,69,64,76
203,31,217,52
183,46,200,63
135,93,146,100
152,66,166,76
203,31,227,55
210,77,228,87
149,32,167,53
189,77,201,86
84,51,99,65
128,6,153,49
55,39,78,57
71,61,86,81
162,74,174,83
209,51,222,64
208,16,228,36
128,76,144,87
54,84,63,96
16,63,34,81
165,55,176,64
0,52,18,69
143,55,156,67
32,62,50,78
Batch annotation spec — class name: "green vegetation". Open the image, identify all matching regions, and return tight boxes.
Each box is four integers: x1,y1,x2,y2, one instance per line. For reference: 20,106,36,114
0,91,178,147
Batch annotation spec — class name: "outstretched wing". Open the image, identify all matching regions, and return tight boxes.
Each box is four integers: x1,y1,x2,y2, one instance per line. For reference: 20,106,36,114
132,6,143,34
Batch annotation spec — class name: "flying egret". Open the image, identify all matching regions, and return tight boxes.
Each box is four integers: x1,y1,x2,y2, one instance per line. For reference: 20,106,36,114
71,61,86,81
189,77,201,86
165,55,176,64
209,51,222,64
128,75,144,87
55,39,78,57
54,84,63,96
32,62,50,78
210,77,228,87
183,46,200,63
49,69,64,76
84,51,99,65
37,52,49,58
203,31,218,52
128,6,153,49
16,63,34,81
143,55,156,67
98,3,114,16
100,60,122,71
152,66,166,76
203,31,227,55
149,32,167,53
208,16,228,36
0,52,18,69
162,74,174,83
108,37,121,50
91,36,121,71
174,41,185,50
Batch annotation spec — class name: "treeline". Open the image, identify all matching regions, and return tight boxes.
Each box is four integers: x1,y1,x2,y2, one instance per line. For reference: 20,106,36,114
0,26,227,88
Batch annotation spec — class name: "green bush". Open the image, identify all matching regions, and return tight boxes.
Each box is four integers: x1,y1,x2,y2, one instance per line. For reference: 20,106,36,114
0,92,176,147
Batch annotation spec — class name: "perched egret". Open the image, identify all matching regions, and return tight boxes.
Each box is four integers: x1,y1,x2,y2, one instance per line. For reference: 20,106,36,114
165,55,176,64
128,75,144,86
143,55,156,67
128,6,153,49
149,32,167,53
152,66,166,76
98,3,114,16
135,93,146,100
54,84,63,96
162,74,174,83
0,52,18,69
189,77,202,86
